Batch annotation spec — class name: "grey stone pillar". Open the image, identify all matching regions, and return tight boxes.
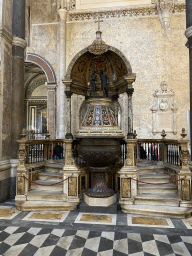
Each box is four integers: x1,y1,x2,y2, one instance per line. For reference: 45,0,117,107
186,0,192,159
11,0,26,158
65,91,73,139
127,88,134,139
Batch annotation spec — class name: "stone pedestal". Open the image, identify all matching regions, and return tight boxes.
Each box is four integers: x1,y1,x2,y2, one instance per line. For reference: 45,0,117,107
118,139,138,209
63,139,80,206
15,138,29,210
84,193,116,207
178,139,192,207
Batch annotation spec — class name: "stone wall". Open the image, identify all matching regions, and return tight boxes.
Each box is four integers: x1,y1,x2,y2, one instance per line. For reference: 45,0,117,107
0,0,14,201
28,2,188,140
66,12,188,139
75,0,151,10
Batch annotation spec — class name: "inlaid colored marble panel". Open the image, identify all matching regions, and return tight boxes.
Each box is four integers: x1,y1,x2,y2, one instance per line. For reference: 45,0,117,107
182,180,191,201
132,216,168,226
122,178,131,198
80,214,113,223
68,177,77,196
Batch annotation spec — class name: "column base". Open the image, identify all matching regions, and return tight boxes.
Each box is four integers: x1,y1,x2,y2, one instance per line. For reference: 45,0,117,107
180,200,192,208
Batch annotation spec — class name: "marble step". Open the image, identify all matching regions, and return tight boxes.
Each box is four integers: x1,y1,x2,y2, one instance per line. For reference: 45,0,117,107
16,200,77,211
27,190,66,201
138,184,177,194
45,161,64,173
31,179,63,191
120,204,192,218
138,167,165,175
134,194,180,207
139,174,171,183
38,172,63,181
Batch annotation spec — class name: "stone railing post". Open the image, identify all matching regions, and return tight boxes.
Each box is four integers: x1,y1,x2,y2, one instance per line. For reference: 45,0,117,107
15,135,29,210
118,139,138,212
63,139,80,207
178,138,192,207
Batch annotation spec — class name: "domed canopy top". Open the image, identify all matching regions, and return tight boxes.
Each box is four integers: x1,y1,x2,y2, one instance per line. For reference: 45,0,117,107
64,47,136,97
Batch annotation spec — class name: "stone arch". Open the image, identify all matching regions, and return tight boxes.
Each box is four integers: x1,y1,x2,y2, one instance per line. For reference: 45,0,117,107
25,75,47,98
65,45,133,80
25,53,57,84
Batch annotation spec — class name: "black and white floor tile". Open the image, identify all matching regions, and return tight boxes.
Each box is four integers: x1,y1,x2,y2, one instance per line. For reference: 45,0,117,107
0,226,192,256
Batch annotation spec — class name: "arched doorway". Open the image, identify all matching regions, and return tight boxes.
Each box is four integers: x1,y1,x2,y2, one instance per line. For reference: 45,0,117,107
25,53,57,138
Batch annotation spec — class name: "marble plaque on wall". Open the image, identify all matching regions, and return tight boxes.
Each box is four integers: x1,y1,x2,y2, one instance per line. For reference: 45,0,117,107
151,82,177,134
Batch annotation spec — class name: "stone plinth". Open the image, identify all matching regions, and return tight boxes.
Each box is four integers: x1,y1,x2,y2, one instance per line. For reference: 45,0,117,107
84,193,117,207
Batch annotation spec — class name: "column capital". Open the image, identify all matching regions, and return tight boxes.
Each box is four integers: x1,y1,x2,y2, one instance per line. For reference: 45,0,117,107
126,88,134,95
45,83,57,90
12,37,27,49
65,91,73,98
58,8,68,20
185,26,192,39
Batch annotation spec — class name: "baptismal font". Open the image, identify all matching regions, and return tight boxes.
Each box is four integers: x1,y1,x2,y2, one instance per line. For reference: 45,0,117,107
74,67,124,206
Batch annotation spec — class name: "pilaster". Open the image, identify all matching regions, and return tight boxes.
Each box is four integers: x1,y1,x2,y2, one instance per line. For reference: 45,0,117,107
118,139,138,208
65,90,73,139
126,88,134,139
58,8,68,139
63,139,80,205
46,84,57,139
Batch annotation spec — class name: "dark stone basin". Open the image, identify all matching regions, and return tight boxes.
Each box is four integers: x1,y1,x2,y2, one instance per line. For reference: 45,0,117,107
76,137,123,167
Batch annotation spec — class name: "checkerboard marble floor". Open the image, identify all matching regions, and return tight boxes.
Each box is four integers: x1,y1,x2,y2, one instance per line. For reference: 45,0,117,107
0,200,191,255
1,226,192,256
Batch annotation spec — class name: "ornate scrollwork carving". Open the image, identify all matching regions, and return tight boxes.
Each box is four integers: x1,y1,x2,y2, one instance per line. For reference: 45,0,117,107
180,150,190,168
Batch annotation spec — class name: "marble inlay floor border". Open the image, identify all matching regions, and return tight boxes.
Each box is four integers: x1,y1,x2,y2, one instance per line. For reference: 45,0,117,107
22,211,70,223
74,212,117,225
127,214,175,228
182,217,192,229
0,206,20,220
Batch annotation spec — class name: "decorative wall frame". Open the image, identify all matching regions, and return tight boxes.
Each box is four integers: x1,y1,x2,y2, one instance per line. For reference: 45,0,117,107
151,81,177,135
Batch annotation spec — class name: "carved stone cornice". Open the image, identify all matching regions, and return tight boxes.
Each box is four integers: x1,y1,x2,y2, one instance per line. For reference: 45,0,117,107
0,26,13,45
25,99,47,105
12,37,27,49
58,8,68,20
68,4,185,21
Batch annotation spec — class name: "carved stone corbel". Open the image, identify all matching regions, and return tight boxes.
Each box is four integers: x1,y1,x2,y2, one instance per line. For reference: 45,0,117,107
156,0,174,30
